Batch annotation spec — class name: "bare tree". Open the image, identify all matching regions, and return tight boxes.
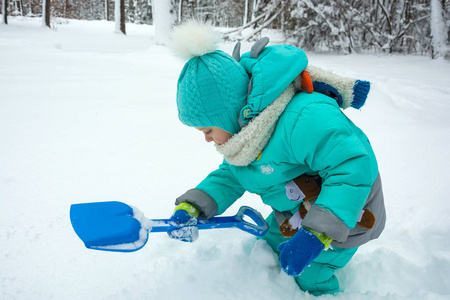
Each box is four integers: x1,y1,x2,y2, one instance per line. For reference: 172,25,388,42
224,0,286,41
114,0,125,34
2,0,8,24
105,0,110,20
431,0,449,58
243,0,248,25
178,0,184,22
282,0,433,55
42,0,51,28
251,0,261,22
18,0,24,15
152,0,175,45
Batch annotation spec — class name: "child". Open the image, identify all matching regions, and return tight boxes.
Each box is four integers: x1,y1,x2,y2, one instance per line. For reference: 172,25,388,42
167,20,386,296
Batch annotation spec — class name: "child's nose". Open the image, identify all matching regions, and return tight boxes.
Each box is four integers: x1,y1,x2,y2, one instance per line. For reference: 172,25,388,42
204,134,213,143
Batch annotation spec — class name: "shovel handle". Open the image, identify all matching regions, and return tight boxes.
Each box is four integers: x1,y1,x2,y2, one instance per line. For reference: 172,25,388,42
149,206,268,237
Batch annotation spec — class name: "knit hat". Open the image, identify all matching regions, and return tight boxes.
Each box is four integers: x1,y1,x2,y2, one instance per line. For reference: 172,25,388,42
170,20,249,134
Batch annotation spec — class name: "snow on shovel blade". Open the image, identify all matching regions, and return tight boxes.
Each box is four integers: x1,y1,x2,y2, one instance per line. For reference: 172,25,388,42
70,201,150,252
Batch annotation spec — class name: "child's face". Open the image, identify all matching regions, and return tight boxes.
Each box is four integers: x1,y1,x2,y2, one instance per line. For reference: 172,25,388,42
196,127,233,145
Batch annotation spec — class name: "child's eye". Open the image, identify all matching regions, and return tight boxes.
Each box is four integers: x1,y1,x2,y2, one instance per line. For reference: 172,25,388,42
205,130,212,134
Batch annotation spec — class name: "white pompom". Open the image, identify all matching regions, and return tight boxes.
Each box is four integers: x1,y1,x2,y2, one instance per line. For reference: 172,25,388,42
169,19,222,61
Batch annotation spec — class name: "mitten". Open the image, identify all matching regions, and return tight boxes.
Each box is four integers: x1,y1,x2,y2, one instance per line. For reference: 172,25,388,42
278,226,332,276
167,202,200,243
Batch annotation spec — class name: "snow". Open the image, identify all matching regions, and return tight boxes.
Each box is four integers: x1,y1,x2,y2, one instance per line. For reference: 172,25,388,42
1,16,450,299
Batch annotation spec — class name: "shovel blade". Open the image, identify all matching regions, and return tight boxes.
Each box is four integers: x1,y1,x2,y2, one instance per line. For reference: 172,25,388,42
70,201,148,252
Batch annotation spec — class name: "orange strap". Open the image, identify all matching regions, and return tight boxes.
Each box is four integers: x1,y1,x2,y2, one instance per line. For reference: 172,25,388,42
300,70,313,93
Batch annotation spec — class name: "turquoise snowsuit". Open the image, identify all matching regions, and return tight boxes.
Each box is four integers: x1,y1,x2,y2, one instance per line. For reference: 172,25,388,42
176,45,386,295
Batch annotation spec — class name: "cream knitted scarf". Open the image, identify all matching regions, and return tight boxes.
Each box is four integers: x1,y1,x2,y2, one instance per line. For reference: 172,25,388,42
215,83,297,166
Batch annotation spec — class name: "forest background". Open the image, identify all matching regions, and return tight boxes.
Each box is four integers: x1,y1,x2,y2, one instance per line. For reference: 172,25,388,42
1,0,450,59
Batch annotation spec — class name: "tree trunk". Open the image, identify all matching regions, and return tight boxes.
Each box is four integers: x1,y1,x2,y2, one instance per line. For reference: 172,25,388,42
243,0,248,25
251,0,259,22
15,0,23,16
42,0,51,28
431,0,448,58
63,0,67,18
152,0,175,45
178,0,183,23
114,0,126,34
105,0,110,21
2,0,8,24
120,0,125,33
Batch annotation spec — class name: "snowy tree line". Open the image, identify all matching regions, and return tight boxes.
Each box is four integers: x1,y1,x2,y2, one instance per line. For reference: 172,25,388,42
0,0,241,24
1,0,149,22
2,0,449,57
281,0,449,56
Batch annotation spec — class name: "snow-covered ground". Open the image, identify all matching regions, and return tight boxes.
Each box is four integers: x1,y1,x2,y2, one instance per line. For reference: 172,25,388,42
1,17,450,299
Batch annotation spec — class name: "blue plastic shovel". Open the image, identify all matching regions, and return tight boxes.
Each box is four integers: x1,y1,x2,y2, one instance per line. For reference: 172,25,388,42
70,201,269,252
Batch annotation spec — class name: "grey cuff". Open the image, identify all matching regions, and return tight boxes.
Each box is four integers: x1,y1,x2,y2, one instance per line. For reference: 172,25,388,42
301,205,350,243
175,189,218,219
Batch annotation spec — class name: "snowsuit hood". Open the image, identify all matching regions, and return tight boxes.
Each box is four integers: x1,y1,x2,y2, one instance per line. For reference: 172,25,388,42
238,44,309,125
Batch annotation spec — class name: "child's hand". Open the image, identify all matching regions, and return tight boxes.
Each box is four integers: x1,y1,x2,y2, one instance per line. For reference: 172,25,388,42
277,227,332,276
167,202,200,243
